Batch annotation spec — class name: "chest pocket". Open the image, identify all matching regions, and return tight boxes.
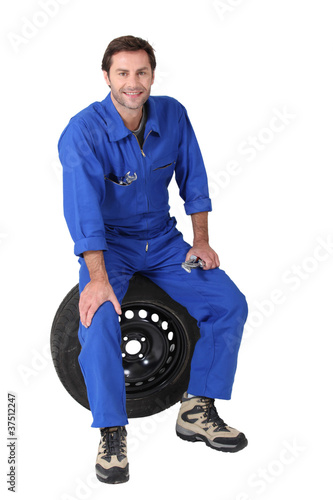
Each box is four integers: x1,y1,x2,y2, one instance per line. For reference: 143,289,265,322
149,152,177,210
152,161,175,171
102,166,138,218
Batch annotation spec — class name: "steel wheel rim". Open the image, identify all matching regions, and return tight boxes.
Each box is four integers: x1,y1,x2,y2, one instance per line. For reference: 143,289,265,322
119,302,187,397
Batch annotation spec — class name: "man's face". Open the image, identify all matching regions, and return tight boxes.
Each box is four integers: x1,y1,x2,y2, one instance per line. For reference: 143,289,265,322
103,50,155,111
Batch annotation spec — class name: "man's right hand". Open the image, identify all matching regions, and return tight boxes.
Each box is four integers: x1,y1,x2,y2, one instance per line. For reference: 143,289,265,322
79,279,122,328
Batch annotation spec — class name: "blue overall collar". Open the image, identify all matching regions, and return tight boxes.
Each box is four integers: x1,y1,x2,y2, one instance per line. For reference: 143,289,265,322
101,93,161,142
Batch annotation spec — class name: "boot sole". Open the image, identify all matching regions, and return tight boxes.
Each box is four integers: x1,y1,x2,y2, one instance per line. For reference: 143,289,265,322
95,463,129,484
176,424,248,453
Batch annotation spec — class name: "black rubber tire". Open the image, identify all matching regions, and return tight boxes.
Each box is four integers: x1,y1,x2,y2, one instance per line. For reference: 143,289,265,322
50,273,200,418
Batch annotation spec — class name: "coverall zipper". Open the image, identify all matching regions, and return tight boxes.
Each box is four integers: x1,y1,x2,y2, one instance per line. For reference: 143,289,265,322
133,130,152,157
132,130,152,252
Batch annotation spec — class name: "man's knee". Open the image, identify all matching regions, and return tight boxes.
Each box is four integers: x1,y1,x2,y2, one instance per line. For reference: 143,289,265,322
237,292,248,323
218,290,248,354
224,286,248,324
80,300,121,345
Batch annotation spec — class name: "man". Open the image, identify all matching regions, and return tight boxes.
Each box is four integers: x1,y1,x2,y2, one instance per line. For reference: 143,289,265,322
58,35,248,485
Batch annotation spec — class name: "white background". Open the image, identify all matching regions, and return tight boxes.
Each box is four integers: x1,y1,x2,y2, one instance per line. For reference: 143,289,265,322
1,0,333,498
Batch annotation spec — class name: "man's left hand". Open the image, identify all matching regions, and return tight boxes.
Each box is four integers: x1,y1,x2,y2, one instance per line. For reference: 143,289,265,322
185,242,220,270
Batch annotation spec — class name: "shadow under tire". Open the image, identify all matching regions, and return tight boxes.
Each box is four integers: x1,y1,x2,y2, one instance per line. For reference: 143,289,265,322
50,273,200,418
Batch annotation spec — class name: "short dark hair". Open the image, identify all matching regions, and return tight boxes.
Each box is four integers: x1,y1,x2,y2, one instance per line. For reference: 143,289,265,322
101,35,156,74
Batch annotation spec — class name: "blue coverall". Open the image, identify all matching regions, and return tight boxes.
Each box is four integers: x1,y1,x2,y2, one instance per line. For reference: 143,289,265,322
58,93,248,428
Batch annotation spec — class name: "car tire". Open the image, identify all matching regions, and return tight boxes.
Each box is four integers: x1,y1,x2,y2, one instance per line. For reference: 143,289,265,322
50,273,200,418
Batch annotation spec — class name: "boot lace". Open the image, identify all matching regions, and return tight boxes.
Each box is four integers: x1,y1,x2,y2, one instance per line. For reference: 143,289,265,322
100,426,126,459
200,398,228,431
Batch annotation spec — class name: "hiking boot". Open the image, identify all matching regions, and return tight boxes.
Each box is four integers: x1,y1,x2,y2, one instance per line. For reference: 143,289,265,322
176,393,248,453
95,426,129,484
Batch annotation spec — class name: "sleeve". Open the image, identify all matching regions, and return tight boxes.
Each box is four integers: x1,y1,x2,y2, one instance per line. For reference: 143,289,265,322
175,105,212,215
58,119,108,257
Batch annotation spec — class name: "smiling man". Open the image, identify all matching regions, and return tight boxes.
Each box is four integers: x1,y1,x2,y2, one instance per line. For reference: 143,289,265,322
106,50,153,129
58,35,248,485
